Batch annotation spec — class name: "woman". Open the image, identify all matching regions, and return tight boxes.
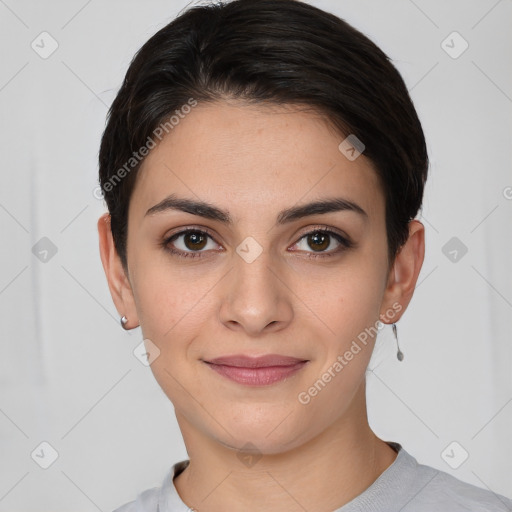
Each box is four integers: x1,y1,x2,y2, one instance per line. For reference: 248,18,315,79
97,0,512,510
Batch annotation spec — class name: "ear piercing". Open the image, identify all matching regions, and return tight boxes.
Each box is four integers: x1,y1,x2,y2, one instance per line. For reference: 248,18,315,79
120,315,128,329
392,323,404,361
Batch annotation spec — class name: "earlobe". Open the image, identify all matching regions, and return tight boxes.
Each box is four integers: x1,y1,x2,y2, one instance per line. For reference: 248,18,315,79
97,213,139,328
380,220,425,323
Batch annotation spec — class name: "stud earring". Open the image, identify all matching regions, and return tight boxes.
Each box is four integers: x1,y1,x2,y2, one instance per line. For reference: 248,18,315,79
392,323,404,361
120,315,128,329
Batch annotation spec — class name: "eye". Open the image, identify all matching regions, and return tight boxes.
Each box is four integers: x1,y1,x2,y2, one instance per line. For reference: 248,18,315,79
290,228,353,259
162,226,353,260
163,228,220,259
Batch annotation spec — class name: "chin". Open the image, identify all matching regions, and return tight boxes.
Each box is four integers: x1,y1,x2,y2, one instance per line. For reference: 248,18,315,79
213,413,313,456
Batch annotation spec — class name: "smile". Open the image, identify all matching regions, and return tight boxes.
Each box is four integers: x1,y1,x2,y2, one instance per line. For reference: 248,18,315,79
202,354,309,386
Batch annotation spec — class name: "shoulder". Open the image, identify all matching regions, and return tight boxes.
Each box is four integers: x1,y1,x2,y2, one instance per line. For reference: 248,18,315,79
112,486,160,512
111,461,189,512
376,443,512,511
409,457,512,511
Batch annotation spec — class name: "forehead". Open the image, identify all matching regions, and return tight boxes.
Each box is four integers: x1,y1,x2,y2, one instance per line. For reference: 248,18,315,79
131,101,384,223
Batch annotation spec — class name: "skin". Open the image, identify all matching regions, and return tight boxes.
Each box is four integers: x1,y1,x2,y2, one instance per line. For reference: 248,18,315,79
98,100,425,511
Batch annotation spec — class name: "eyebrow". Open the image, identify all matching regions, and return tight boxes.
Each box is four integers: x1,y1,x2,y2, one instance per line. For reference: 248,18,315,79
145,193,368,225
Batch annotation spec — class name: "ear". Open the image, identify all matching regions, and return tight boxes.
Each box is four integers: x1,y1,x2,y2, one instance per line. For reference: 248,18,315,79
379,220,425,324
97,213,139,329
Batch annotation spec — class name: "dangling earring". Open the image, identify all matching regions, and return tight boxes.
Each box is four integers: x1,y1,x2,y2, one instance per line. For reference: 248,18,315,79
392,323,404,361
120,315,128,330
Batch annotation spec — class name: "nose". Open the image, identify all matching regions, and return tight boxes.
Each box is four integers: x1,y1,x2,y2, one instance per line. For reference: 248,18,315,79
218,246,294,337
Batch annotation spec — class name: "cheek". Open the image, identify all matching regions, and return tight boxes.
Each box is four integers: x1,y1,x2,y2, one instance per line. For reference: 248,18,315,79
130,262,222,406
131,252,216,340
301,257,386,337
293,273,383,427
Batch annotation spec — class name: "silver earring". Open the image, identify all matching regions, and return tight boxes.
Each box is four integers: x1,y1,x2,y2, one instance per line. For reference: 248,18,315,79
392,323,404,361
120,315,128,329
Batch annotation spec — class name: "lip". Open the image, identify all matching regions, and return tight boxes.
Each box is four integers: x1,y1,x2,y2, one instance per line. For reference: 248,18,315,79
203,354,309,386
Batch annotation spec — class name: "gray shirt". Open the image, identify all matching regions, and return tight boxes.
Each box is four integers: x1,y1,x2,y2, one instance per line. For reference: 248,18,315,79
113,442,512,511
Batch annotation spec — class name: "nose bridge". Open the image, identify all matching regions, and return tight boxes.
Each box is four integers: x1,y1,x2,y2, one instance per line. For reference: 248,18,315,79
233,239,279,301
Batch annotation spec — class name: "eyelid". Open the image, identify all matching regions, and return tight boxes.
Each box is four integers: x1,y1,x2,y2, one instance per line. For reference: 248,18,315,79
166,224,217,237
294,224,351,243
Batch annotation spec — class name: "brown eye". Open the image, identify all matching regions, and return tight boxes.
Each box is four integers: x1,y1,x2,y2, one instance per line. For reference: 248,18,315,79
163,229,219,258
183,231,208,250
291,228,353,259
307,231,330,252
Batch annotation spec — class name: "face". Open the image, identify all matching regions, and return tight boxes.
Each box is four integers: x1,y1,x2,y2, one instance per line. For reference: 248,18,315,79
102,100,418,455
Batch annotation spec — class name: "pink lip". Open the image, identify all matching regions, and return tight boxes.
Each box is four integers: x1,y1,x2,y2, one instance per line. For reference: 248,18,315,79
203,354,309,386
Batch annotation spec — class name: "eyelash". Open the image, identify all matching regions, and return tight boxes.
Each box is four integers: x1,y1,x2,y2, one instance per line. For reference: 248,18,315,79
161,226,354,260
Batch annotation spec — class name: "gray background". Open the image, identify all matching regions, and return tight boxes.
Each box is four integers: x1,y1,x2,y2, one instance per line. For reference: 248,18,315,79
0,0,511,509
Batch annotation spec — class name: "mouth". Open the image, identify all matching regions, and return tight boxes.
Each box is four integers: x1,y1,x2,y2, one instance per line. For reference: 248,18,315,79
202,354,309,386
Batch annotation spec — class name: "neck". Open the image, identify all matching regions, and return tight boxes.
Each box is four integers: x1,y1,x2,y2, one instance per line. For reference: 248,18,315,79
173,381,398,512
